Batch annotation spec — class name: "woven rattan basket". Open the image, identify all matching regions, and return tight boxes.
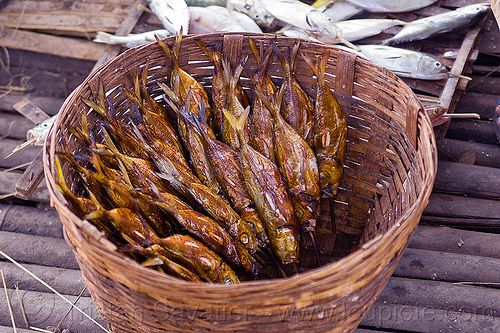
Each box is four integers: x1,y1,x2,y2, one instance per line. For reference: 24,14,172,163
43,32,437,333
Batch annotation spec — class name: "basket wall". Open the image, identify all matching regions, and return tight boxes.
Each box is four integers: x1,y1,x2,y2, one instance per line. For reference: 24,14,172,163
43,33,437,332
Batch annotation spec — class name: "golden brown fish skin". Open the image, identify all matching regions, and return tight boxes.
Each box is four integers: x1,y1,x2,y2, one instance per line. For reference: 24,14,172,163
54,155,97,217
86,206,156,247
303,51,347,198
194,116,270,249
81,95,148,159
197,40,249,136
274,42,315,144
156,234,240,284
125,90,185,156
92,134,179,198
138,245,202,282
224,107,299,265
148,188,259,274
247,39,277,163
254,86,321,234
156,34,214,127
144,136,259,254
161,91,227,200
221,61,251,149
93,174,174,237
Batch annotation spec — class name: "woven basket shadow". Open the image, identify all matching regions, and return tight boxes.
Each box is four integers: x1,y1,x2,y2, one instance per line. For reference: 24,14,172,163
43,32,437,333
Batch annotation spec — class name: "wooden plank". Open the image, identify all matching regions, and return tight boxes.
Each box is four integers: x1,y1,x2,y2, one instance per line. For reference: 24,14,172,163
1,261,86,296
393,248,500,285
0,171,50,203
0,12,124,34
12,1,147,202
439,138,500,168
12,98,50,124
0,288,104,332
361,302,500,332
0,204,63,239
434,160,500,197
0,95,64,115
0,27,108,61
2,0,129,14
15,150,46,201
0,231,79,269
376,277,500,318
91,0,147,70
423,192,500,220
409,225,500,259
440,26,483,110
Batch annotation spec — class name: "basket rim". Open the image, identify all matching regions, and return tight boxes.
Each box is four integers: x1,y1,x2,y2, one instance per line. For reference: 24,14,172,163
43,32,438,291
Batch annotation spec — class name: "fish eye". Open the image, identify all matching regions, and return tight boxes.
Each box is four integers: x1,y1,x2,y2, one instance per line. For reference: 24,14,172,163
254,14,260,19
435,62,441,67
240,233,249,244
244,4,250,10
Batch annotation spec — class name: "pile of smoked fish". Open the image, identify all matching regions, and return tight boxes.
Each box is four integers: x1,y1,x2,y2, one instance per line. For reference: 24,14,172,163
55,34,347,284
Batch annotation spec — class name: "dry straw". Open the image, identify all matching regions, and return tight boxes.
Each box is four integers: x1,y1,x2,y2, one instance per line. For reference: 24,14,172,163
43,32,437,332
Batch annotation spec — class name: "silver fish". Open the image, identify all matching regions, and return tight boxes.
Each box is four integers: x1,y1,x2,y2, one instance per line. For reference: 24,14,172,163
93,30,172,48
357,45,448,80
320,0,363,22
384,3,490,45
27,115,57,145
345,0,437,13
188,6,247,34
185,0,226,5
227,0,276,28
316,19,405,43
264,0,340,38
210,5,263,32
147,0,190,34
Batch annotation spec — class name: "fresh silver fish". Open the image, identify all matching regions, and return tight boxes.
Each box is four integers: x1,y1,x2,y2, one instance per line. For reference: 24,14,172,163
188,6,248,33
317,18,405,43
210,5,263,32
147,0,190,34
93,30,172,48
27,115,57,145
345,0,437,13
320,0,363,22
357,45,448,80
227,0,276,28
264,0,340,37
384,3,491,45
185,0,226,5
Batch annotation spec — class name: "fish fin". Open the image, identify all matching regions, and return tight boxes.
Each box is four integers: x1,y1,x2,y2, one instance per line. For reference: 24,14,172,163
248,38,261,64
223,105,251,134
289,41,300,70
301,52,319,77
83,209,104,221
155,35,172,60
81,97,108,121
257,43,274,82
93,31,114,44
318,51,330,80
196,39,216,63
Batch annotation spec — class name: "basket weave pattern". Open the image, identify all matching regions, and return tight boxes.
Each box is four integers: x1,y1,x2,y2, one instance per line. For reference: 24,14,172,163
44,33,437,332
